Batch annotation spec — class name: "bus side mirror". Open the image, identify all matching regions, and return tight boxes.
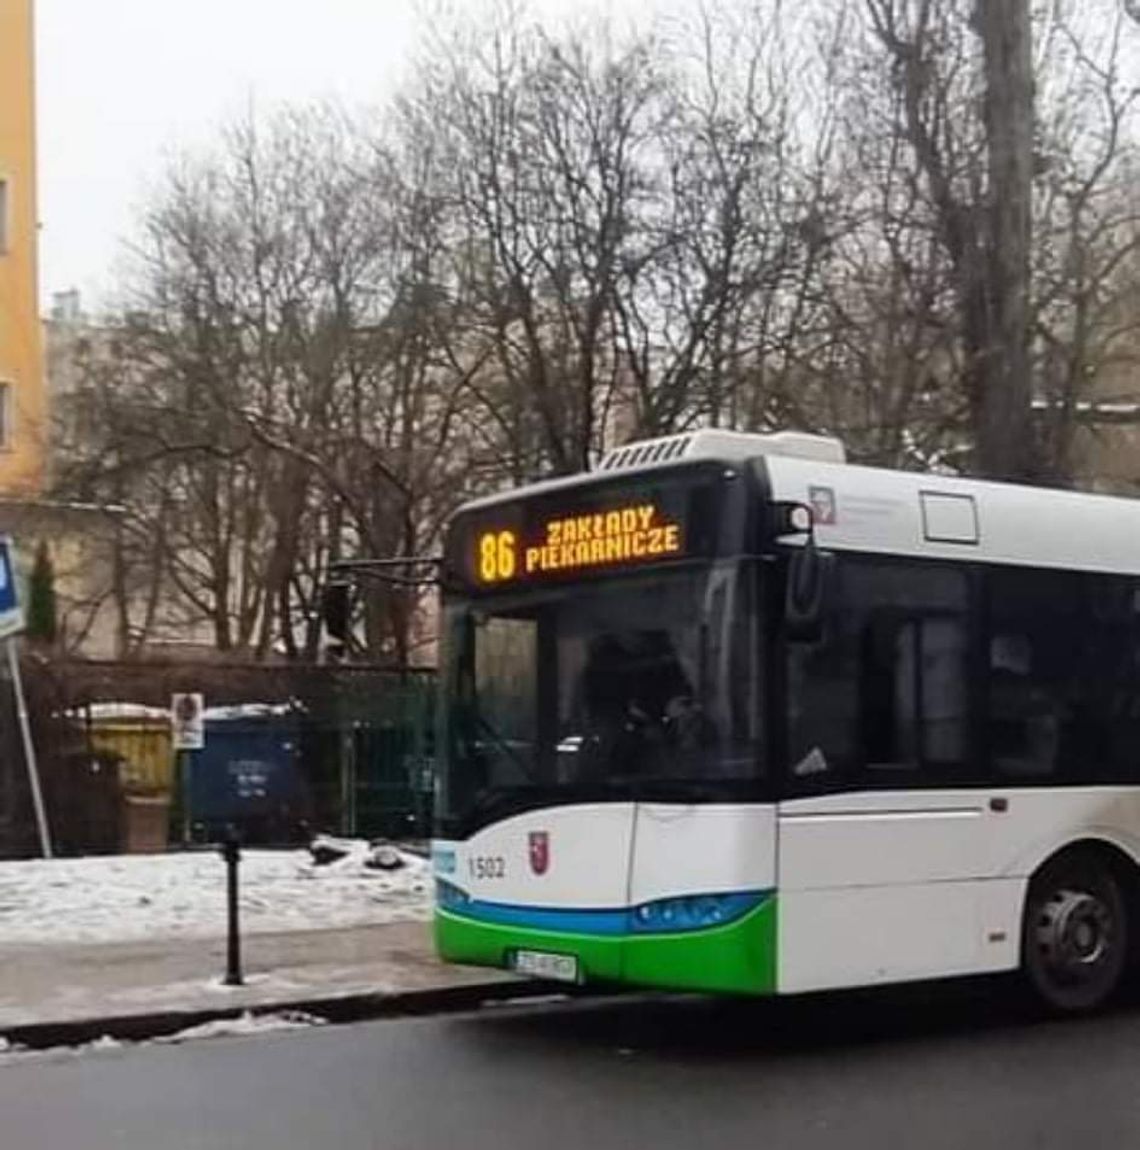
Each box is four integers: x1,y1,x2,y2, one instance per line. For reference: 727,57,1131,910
786,541,833,642
322,581,351,643
782,505,834,643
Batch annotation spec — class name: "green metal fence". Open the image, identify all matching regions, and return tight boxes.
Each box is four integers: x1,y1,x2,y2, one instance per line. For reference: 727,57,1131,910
9,659,438,856
302,675,436,841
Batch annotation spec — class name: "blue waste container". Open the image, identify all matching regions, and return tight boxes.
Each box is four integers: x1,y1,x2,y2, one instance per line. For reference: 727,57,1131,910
188,706,312,845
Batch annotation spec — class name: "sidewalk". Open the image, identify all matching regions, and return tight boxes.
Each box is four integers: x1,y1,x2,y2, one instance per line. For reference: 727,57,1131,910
0,921,534,1046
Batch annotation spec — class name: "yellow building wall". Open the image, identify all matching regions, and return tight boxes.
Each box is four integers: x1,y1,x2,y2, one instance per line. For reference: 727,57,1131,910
0,0,45,494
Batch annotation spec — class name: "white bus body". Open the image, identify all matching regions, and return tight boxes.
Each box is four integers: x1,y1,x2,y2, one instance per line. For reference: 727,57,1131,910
436,430,1140,1010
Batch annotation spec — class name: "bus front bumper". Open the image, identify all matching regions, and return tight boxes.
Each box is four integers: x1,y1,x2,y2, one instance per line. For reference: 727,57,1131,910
434,896,778,995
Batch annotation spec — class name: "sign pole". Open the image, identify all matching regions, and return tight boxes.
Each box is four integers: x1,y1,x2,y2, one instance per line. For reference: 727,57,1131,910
170,693,205,847
0,537,49,858
7,637,51,859
180,749,191,847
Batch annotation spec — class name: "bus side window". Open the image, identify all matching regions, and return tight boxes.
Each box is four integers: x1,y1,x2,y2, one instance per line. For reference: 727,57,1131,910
988,631,1059,776
1066,575,1140,783
911,617,968,767
985,569,1078,779
861,612,967,773
787,557,969,790
983,569,1140,784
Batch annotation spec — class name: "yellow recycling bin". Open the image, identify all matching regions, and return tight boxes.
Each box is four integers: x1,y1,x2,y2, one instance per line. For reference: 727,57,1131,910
83,703,174,796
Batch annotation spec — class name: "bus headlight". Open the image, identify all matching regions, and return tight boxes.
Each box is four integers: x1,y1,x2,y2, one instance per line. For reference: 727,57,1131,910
629,892,768,933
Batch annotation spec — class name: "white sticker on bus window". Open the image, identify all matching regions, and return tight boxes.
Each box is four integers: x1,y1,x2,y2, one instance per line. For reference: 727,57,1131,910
793,747,829,776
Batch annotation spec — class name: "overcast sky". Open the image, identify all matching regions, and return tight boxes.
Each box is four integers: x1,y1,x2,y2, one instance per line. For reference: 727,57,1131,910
35,0,665,312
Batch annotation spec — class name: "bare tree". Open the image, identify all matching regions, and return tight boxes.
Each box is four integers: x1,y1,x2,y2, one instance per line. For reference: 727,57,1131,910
408,12,670,476
863,0,1028,476
859,0,1137,479
1031,2,1140,479
50,318,181,655
977,0,1035,477
54,106,477,662
49,0,1140,666
620,0,830,436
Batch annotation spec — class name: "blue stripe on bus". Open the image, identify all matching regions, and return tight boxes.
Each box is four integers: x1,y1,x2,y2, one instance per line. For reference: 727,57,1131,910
449,901,631,935
437,887,772,936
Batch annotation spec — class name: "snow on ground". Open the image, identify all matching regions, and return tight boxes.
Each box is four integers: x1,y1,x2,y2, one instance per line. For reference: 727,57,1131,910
0,1012,328,1064
0,841,432,946
154,1010,327,1044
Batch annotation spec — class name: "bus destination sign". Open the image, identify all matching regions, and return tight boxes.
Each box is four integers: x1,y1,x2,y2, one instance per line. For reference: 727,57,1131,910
446,464,729,592
476,502,683,585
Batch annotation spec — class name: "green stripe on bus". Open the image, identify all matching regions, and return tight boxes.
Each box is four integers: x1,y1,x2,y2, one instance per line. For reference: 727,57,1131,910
435,897,777,996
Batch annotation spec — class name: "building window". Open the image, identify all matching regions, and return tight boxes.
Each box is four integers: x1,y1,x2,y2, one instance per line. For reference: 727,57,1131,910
0,382,12,449
0,179,8,253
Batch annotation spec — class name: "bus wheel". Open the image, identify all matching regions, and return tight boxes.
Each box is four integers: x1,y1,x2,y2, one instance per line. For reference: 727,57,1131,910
1022,855,1128,1014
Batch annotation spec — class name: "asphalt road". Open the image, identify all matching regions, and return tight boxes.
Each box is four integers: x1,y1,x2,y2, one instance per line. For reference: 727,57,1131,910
5,978,1140,1149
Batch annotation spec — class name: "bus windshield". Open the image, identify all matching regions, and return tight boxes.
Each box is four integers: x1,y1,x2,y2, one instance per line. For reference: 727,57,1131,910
437,564,760,834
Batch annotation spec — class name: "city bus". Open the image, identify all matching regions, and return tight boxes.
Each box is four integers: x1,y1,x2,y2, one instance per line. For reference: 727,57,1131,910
432,428,1140,1013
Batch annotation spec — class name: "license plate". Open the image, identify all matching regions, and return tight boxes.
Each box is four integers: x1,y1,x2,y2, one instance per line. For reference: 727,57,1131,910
512,949,579,983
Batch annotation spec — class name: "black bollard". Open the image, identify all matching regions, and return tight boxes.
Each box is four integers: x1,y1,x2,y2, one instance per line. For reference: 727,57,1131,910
220,825,243,987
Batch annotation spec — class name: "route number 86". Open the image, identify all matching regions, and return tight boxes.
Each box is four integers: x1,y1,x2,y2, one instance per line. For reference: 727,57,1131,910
479,531,517,583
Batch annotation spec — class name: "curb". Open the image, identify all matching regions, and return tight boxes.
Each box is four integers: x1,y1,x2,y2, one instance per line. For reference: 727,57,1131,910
0,978,587,1052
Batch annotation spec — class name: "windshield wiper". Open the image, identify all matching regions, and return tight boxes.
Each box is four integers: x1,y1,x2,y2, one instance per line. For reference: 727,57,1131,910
470,785,520,819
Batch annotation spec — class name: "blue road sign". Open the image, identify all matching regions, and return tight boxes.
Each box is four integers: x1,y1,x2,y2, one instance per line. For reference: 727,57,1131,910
0,537,24,638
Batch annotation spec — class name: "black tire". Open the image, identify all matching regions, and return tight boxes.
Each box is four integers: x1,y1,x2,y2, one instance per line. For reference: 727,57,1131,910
1022,854,1128,1014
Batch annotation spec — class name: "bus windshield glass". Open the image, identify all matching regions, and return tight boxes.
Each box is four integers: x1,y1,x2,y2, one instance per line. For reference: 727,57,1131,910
437,564,760,834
